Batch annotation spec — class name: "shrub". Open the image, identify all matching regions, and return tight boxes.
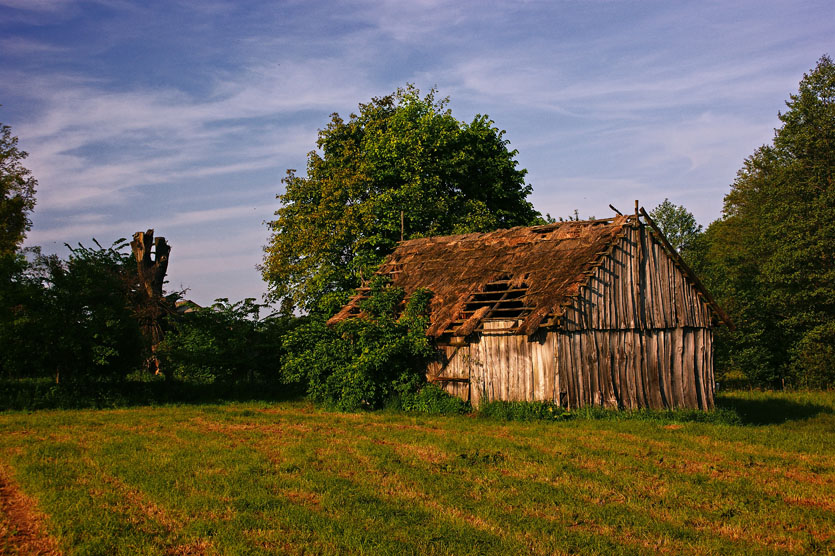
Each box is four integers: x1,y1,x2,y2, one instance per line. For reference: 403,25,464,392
158,298,292,385
793,321,835,389
0,241,145,383
396,384,470,415
281,277,435,411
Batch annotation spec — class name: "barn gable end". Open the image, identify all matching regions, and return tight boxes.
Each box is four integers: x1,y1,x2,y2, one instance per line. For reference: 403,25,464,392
330,209,729,410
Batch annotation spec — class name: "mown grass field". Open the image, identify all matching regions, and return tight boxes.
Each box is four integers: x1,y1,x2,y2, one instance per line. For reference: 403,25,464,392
1,391,833,555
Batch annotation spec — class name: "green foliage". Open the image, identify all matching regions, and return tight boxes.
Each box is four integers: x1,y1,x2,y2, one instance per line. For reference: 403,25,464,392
158,298,292,385
49,240,146,381
793,321,835,389
0,376,298,411
570,405,743,426
0,251,48,378
395,384,471,415
281,278,436,411
0,122,37,255
649,198,703,253
263,85,540,311
477,400,741,425
0,240,145,383
477,400,571,422
691,55,835,388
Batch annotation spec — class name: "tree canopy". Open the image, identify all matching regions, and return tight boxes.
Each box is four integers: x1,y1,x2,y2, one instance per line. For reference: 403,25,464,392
649,198,702,253
262,86,540,312
0,122,37,255
692,55,835,387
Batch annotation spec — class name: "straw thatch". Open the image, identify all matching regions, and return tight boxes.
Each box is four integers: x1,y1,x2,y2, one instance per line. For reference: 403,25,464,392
329,215,630,335
329,214,730,338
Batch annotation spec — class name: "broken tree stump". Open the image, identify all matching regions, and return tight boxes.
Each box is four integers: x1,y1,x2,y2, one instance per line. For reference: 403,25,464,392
130,229,171,374
131,229,170,299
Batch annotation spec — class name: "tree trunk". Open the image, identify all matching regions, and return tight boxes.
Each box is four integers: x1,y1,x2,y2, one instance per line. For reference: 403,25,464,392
130,229,171,374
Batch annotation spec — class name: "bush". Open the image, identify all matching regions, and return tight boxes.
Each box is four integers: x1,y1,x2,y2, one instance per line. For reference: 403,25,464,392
0,376,300,411
395,384,470,415
793,321,835,389
158,298,293,385
281,277,435,411
0,241,145,383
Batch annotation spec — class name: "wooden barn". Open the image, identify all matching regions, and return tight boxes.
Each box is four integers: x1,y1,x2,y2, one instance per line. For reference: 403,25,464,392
329,206,731,410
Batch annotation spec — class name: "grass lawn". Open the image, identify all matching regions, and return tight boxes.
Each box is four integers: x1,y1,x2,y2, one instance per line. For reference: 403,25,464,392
0,390,833,555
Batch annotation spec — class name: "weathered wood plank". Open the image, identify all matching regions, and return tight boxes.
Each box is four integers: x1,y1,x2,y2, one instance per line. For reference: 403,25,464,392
694,329,706,410
553,332,562,405
706,330,715,410
672,327,684,407
647,331,663,408
661,330,673,408
682,329,697,408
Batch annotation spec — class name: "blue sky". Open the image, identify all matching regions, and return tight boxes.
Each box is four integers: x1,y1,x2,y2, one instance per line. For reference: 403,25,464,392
1,0,831,305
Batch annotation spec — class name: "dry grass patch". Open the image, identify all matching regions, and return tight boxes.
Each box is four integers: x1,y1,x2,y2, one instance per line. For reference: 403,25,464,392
0,465,62,556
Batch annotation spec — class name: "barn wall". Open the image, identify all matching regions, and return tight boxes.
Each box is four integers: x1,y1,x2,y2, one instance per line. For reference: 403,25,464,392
427,321,557,407
552,327,714,410
426,224,716,410
562,225,714,331
428,325,714,410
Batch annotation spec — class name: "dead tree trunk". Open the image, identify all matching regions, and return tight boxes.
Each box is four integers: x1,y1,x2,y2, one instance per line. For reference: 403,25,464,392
130,229,171,375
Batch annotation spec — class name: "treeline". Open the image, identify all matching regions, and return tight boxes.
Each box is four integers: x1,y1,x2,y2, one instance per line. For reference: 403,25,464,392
2,58,834,412
685,55,835,389
0,240,298,409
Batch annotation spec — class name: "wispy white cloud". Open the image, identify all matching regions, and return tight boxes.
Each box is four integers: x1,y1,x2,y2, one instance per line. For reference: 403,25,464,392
0,36,66,54
4,58,368,211
28,204,267,244
3,0,831,303
0,0,73,12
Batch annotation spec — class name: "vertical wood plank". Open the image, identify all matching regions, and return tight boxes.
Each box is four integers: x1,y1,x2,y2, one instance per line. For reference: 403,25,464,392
601,330,616,407
672,327,684,407
694,329,706,409
682,329,696,408
616,331,628,408
554,332,562,406
706,331,715,410
646,330,662,408
661,330,673,408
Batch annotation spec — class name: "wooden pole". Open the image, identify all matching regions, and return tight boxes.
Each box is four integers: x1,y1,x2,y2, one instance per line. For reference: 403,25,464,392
400,210,404,242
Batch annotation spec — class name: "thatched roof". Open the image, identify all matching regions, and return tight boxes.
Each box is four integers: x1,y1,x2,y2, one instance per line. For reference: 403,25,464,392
329,212,732,338
329,215,641,337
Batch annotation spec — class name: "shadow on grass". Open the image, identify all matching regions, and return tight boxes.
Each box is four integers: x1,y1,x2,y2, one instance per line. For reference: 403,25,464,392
0,378,306,412
716,394,834,426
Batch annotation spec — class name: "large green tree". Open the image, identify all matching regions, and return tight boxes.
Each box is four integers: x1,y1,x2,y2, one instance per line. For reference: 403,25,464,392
693,55,835,387
262,86,540,311
0,122,37,254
